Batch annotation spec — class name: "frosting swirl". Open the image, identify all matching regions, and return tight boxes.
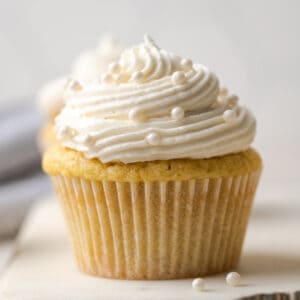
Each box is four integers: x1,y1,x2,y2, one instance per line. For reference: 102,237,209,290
72,34,123,82
38,77,67,119
56,35,256,163
39,35,123,119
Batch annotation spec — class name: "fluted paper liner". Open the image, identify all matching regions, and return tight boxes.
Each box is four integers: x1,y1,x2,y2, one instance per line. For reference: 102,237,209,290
52,171,261,279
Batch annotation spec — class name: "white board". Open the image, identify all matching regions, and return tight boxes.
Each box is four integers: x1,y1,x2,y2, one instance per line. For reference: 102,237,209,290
1,197,300,300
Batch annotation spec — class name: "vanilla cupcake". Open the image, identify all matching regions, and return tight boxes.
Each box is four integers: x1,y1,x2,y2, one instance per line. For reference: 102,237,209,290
38,35,123,151
43,35,262,279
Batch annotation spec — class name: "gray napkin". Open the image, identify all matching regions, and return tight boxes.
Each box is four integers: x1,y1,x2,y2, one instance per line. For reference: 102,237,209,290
0,100,51,237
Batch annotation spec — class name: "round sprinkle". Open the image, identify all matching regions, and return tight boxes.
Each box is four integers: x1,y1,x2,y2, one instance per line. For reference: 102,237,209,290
172,71,186,85
146,132,161,146
192,278,205,291
226,94,239,106
226,272,241,287
223,109,237,123
131,71,144,82
101,73,113,84
128,108,145,122
108,62,121,74
219,87,229,97
180,58,193,70
67,79,82,91
171,106,185,120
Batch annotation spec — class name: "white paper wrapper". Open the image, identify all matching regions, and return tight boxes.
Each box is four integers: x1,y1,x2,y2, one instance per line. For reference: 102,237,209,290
52,170,261,279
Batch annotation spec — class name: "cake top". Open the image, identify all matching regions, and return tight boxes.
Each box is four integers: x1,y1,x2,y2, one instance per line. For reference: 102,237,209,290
38,35,123,119
55,35,256,163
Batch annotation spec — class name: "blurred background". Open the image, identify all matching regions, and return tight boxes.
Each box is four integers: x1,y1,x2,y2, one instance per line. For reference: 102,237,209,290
0,0,299,238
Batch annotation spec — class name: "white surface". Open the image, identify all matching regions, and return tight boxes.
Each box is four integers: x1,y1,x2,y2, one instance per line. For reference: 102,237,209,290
0,0,300,186
0,241,14,275
1,197,300,300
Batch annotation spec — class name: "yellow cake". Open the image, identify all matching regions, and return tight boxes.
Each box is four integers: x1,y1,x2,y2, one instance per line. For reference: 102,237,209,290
43,35,262,280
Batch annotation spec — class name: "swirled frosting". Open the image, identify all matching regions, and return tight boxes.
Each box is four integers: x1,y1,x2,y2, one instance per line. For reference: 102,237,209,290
72,35,123,82
38,35,123,119
56,35,256,163
38,77,67,119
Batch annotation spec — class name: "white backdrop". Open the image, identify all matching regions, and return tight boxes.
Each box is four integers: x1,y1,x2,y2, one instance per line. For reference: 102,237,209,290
0,0,299,191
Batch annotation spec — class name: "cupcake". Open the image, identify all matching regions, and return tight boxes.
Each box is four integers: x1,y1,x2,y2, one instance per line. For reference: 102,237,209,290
38,35,123,151
43,35,262,280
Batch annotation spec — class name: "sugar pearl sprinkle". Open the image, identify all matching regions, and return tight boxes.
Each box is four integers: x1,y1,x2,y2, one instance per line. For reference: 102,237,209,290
192,278,205,292
180,58,193,70
172,71,186,85
223,109,237,123
146,132,161,145
128,108,145,122
171,106,185,120
226,272,241,287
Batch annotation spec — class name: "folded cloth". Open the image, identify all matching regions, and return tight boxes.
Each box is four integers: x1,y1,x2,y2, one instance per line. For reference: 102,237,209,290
0,100,52,237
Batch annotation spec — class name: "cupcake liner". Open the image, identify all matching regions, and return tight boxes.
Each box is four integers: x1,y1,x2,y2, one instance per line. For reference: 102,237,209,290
52,170,261,279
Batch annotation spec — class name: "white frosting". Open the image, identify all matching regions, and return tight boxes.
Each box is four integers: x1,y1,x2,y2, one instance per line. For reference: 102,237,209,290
72,35,123,82
38,77,67,119
56,35,256,163
39,35,123,119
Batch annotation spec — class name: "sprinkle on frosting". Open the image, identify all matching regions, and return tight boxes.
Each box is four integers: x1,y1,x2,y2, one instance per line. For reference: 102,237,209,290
172,71,187,85
56,35,256,163
223,109,237,123
171,106,185,120
128,108,145,122
146,132,161,146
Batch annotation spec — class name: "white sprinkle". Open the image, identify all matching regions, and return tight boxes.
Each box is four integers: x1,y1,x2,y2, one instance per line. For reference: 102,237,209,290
100,73,113,84
146,132,161,146
67,79,82,91
226,94,239,106
171,106,185,120
180,58,193,70
131,71,144,82
223,109,237,123
226,272,241,287
108,62,121,73
192,278,205,291
128,108,145,122
172,71,186,85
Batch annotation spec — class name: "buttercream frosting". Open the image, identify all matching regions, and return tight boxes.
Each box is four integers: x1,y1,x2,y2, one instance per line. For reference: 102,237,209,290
39,35,123,119
72,35,123,82
56,35,256,163
38,77,67,119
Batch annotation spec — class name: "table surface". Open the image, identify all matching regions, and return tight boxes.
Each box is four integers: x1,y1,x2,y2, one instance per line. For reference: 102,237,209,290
0,196,300,300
